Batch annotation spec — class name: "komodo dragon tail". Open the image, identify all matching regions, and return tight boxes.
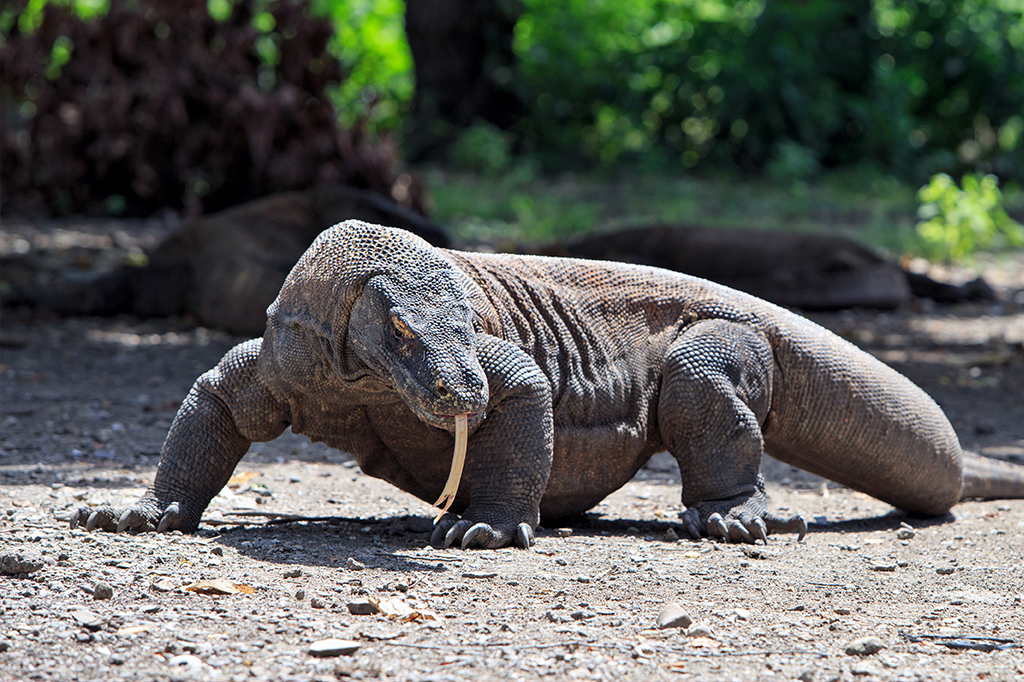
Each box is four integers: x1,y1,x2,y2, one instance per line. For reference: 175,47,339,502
961,452,1024,500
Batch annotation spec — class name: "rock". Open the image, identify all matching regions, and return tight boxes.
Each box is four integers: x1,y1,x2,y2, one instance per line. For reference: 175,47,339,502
657,602,693,629
283,568,302,578
310,597,326,609
295,589,305,600
868,562,897,572
93,581,113,600
896,528,915,540
0,640,10,653
72,609,104,631
733,608,751,621
346,557,366,571
167,653,207,674
663,527,679,542
554,528,573,537
0,550,45,575
462,571,497,579
152,578,178,592
211,546,224,556
845,636,886,656
936,567,955,575
308,638,361,657
851,661,879,676
687,623,716,638
346,599,378,615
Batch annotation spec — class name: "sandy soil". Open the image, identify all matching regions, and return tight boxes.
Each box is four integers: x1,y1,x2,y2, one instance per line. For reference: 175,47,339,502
2,235,1024,682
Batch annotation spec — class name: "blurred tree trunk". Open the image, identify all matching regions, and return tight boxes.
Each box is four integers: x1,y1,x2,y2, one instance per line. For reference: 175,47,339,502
404,0,522,161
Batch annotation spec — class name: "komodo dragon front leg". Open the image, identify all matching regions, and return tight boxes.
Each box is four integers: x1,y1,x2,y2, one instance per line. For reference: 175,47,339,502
432,334,554,549
64,339,288,533
660,319,807,542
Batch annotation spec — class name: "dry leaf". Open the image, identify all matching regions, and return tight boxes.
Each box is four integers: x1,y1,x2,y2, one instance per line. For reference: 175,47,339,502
368,595,442,623
182,579,255,595
227,471,261,488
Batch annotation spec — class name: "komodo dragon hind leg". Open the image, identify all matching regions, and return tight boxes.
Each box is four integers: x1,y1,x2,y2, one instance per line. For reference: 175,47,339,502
660,319,806,543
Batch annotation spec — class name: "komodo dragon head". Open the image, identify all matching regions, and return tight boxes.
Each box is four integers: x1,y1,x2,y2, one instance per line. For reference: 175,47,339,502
268,220,489,431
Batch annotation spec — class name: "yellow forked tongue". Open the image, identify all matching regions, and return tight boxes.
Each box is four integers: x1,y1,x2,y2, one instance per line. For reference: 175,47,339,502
433,413,469,523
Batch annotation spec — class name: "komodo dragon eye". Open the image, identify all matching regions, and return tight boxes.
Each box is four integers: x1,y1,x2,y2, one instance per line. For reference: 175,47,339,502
391,316,415,340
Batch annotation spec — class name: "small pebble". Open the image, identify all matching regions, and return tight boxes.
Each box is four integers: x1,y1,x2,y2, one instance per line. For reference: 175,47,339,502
308,638,360,657
346,558,365,571
283,568,302,578
346,599,378,615
72,609,104,631
687,623,715,638
152,578,178,592
936,567,955,575
0,550,45,575
554,528,573,537
896,528,915,540
462,571,497,579
657,602,693,629
295,589,305,600
851,661,879,676
93,581,113,600
845,636,886,656
310,597,326,609
733,608,750,621
211,546,224,556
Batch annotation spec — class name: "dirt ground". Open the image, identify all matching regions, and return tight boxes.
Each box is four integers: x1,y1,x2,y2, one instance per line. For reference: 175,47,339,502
2,221,1024,682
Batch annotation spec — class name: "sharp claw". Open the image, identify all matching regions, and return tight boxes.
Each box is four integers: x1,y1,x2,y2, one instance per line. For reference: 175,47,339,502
795,515,807,542
68,508,81,530
156,502,179,533
731,520,754,543
117,508,134,533
444,520,469,548
752,518,769,544
86,511,103,532
460,523,487,550
514,523,534,549
709,513,730,539
680,510,703,539
430,523,448,547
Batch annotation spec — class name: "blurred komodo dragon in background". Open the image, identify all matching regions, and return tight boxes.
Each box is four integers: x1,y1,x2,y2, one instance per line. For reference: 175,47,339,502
547,225,996,311
64,222,1024,549
5,185,449,335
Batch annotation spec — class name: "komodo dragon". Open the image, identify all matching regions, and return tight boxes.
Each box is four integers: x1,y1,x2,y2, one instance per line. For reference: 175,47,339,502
65,221,1024,548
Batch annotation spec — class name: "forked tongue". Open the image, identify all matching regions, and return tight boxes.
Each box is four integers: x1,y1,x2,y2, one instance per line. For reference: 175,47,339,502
433,413,469,523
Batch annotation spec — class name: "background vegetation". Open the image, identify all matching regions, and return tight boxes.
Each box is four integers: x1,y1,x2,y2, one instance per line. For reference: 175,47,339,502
2,0,1023,257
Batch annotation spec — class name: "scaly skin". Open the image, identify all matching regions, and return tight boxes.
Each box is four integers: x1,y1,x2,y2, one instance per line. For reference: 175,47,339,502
64,221,1024,547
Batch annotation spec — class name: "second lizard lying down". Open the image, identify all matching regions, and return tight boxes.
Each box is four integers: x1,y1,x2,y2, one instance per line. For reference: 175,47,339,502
66,221,1024,548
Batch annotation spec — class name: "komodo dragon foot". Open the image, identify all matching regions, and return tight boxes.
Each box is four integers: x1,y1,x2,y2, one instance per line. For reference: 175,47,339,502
431,513,535,550
679,494,807,544
60,495,195,534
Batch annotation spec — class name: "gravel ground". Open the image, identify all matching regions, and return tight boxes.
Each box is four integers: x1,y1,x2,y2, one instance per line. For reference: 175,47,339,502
2,224,1024,681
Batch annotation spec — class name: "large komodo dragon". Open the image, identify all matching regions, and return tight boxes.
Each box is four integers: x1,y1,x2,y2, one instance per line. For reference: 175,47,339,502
67,222,1024,548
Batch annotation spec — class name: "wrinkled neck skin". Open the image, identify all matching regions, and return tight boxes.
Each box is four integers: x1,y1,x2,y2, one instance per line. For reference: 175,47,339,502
267,221,490,432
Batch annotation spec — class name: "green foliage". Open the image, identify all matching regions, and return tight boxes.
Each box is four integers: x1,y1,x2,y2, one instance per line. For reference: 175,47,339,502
449,122,515,177
313,0,411,132
514,0,1024,181
916,173,1024,260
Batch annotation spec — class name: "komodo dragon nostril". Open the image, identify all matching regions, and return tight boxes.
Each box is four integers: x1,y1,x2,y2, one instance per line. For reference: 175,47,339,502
435,380,450,398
